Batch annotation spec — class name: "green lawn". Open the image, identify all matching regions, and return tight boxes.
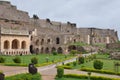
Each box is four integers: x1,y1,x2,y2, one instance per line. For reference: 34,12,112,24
56,77,87,80
65,54,120,72
5,73,41,80
0,54,74,66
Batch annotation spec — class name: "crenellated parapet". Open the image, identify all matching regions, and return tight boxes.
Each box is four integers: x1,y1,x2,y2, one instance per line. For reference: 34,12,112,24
0,27,29,36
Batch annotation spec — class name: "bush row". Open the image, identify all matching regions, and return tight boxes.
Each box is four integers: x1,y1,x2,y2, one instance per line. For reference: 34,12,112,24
57,65,73,69
5,73,41,80
63,74,119,80
80,68,120,76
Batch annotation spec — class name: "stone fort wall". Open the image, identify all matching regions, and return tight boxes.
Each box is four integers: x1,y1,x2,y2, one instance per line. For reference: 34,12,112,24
0,1,119,54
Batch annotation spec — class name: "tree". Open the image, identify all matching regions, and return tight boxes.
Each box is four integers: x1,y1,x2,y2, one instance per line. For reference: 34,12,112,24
93,60,103,70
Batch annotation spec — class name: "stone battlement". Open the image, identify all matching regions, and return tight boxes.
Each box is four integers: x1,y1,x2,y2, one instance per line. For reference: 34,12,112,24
0,1,30,22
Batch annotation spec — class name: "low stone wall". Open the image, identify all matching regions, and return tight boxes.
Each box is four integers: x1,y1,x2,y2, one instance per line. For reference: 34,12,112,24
106,43,120,49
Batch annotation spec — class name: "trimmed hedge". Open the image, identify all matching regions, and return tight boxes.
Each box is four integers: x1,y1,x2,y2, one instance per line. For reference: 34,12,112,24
5,73,41,80
57,67,64,78
57,65,73,69
63,74,119,80
80,68,120,76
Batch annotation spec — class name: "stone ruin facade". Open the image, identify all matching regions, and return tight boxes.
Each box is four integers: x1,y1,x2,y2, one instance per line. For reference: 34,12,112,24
0,1,119,55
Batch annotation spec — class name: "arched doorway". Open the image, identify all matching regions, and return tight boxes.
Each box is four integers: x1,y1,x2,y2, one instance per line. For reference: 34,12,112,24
57,47,63,54
30,45,34,54
36,48,39,54
21,41,26,49
12,39,19,49
4,40,10,49
41,47,44,53
68,45,76,52
45,47,49,53
51,47,56,52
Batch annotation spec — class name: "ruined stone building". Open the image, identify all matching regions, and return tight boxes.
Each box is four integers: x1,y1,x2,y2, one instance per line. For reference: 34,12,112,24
0,1,119,55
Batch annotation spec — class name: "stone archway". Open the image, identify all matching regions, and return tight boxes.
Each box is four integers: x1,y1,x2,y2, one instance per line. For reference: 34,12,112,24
57,47,63,54
41,47,44,53
45,47,49,53
41,39,44,45
4,40,10,49
36,48,39,54
12,39,19,49
21,41,26,49
68,45,76,52
56,37,60,44
30,45,34,54
51,47,56,52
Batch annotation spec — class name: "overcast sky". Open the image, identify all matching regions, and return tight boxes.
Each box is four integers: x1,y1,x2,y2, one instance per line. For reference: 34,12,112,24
9,0,120,39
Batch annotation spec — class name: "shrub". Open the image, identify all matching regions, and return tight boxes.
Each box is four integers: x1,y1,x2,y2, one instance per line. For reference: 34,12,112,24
73,62,77,66
93,60,103,70
0,57,5,63
13,57,21,63
70,50,78,56
57,67,64,78
66,63,70,66
78,57,84,64
52,51,58,55
31,57,38,64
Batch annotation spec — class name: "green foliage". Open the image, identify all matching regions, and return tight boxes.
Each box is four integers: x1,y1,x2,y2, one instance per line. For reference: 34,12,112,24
78,57,85,64
57,67,64,78
0,57,5,63
57,65,73,69
80,68,120,76
93,60,103,70
31,57,38,64
5,73,41,80
66,63,70,66
73,62,77,66
13,57,21,63
70,42,88,46
52,51,58,55
70,50,78,56
63,74,119,80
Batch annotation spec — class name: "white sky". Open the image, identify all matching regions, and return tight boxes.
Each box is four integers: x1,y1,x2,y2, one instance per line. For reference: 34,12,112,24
10,0,120,39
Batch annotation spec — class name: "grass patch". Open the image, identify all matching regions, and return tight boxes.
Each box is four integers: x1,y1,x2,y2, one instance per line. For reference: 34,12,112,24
5,73,41,80
0,54,74,67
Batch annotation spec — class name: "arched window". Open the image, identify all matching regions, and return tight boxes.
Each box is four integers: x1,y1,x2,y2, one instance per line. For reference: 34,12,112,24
36,39,39,46
21,41,26,49
12,39,19,49
41,39,44,45
47,39,50,44
4,40,10,49
56,37,60,44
